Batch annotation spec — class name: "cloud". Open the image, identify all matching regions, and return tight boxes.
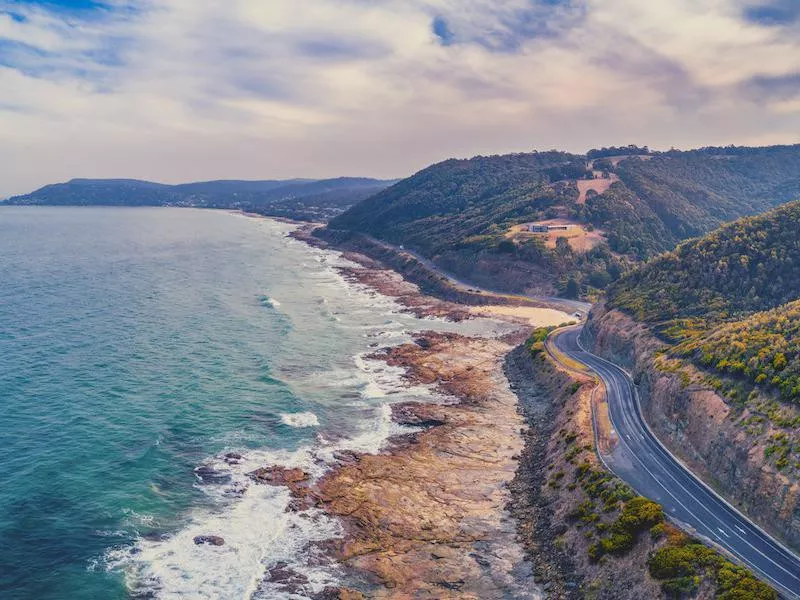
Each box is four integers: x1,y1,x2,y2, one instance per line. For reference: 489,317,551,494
429,0,587,52
0,0,798,197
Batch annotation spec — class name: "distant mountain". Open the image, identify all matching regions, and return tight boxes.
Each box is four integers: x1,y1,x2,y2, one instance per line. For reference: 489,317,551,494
4,177,397,221
326,144,800,297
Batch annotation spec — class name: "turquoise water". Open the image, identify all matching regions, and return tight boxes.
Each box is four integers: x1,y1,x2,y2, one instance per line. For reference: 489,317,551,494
0,207,504,599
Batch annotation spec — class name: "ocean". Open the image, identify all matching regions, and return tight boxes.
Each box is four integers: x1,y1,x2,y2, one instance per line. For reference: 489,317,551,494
0,207,506,599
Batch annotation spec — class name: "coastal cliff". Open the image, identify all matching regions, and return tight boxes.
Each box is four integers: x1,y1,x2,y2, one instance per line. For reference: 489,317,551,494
584,303,800,551
505,342,667,599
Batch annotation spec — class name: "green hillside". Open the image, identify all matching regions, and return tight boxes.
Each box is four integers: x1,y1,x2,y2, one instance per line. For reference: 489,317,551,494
327,145,800,298
608,201,800,404
672,301,800,403
609,201,800,325
330,151,584,254
617,145,800,240
4,177,394,222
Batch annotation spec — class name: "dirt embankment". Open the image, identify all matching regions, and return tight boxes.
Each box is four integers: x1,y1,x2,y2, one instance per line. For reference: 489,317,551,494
505,345,667,599
308,226,562,300
584,303,800,551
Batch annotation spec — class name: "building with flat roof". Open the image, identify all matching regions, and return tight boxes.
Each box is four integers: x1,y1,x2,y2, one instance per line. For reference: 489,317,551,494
528,223,574,233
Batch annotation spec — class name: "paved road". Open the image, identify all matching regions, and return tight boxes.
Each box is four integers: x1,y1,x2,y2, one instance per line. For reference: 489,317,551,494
553,326,800,599
358,234,800,596
360,235,592,315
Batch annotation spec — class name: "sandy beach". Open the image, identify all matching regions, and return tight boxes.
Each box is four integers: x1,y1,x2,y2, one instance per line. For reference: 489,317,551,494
469,305,576,328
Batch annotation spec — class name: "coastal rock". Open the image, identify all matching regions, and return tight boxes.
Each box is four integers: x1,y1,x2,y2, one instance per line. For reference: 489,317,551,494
314,333,536,599
331,450,361,465
194,465,232,484
311,587,366,600
266,561,309,586
193,535,225,546
414,337,432,350
248,466,319,510
391,402,446,429
223,452,243,464
248,466,309,487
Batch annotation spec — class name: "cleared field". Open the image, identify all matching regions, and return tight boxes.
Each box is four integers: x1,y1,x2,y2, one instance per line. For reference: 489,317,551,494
576,174,619,204
507,218,606,253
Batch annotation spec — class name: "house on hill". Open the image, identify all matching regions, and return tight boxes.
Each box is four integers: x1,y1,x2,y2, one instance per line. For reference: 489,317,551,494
529,223,574,233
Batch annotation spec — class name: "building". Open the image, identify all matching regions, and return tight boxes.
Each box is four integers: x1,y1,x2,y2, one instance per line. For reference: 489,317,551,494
528,223,574,233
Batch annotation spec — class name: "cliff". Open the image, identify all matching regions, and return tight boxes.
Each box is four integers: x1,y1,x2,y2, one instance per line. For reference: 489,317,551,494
584,303,800,551
505,343,667,599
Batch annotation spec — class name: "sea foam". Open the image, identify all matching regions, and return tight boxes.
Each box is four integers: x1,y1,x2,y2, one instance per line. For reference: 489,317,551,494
280,412,320,428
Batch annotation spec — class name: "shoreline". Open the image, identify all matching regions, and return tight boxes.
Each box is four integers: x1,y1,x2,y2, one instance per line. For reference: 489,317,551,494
254,222,577,598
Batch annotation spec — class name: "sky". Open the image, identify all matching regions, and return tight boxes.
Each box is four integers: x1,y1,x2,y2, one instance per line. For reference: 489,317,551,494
0,0,798,197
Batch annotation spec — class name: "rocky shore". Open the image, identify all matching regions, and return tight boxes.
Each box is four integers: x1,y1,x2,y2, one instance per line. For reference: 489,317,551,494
273,220,783,599
250,327,546,598
258,223,574,597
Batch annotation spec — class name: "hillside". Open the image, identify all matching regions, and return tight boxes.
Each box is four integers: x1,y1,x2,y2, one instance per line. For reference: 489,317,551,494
609,201,800,326
326,144,800,298
4,177,395,221
607,201,800,405
672,300,800,404
616,145,800,240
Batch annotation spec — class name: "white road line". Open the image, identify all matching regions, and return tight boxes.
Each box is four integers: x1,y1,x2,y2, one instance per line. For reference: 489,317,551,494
556,328,800,598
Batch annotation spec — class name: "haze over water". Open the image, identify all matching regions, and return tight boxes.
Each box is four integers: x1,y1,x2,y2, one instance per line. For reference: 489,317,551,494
0,207,504,599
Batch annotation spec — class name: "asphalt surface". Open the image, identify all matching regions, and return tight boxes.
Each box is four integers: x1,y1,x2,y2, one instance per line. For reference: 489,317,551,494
362,235,799,596
554,326,800,599
361,235,592,315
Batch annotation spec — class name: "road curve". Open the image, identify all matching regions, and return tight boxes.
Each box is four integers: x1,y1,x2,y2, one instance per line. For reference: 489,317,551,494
347,233,799,595
553,326,800,599
357,234,592,315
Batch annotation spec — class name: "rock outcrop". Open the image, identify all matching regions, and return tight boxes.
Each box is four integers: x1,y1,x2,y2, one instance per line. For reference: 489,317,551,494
584,302,800,550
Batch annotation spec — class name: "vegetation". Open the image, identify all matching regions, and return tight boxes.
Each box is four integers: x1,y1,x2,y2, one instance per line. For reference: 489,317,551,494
609,201,800,406
588,496,663,560
5,177,394,222
673,301,800,403
526,327,554,358
586,145,651,159
327,144,800,298
621,145,800,237
648,536,776,599
579,182,673,258
531,350,775,598
329,151,581,254
610,201,800,325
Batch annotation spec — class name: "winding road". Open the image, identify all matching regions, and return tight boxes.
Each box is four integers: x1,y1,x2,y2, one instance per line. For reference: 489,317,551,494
553,326,800,599
357,234,592,315
357,235,800,596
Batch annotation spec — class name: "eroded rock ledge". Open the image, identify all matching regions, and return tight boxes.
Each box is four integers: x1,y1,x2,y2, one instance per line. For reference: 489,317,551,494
251,332,538,599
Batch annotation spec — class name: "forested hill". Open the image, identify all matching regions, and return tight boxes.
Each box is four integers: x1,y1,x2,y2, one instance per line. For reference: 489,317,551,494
615,145,800,241
608,200,800,404
4,177,395,221
608,200,800,325
325,144,800,298
329,151,582,254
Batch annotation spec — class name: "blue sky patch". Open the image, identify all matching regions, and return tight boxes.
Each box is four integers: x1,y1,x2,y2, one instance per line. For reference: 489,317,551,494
7,0,107,10
431,0,586,53
432,16,454,46
742,0,800,26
